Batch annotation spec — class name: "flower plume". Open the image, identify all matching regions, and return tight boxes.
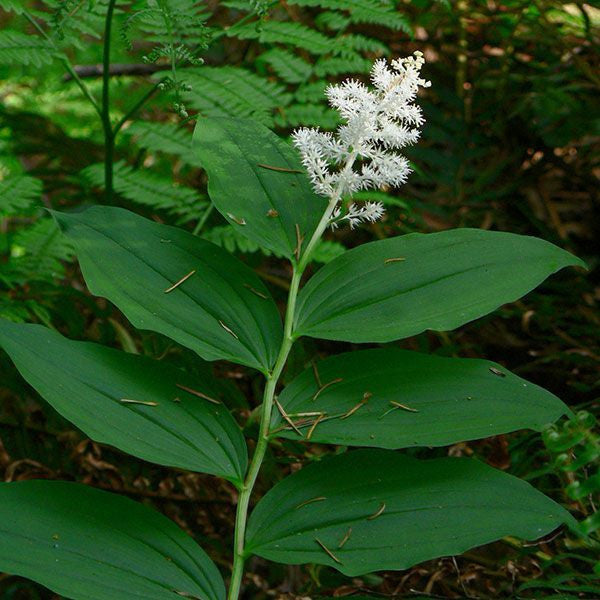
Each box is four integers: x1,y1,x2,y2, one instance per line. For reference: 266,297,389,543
292,52,430,229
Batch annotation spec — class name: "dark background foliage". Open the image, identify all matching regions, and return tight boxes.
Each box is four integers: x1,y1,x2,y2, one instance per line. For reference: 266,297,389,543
0,0,598,598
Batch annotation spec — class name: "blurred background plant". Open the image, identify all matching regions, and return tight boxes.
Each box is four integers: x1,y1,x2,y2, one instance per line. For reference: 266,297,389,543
0,0,598,598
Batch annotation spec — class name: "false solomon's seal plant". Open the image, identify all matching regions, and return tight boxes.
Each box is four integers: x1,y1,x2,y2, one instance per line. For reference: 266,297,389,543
0,54,586,600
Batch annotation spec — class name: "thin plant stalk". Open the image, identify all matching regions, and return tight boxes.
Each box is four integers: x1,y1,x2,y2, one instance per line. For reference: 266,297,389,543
101,0,118,202
227,194,345,599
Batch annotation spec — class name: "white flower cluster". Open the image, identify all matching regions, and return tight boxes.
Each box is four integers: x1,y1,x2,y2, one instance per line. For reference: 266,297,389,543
332,202,386,229
292,52,430,228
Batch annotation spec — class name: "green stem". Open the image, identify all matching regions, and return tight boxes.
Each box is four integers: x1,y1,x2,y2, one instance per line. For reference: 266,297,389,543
101,0,117,202
192,204,214,235
112,80,163,137
22,10,102,117
228,201,335,597
227,268,300,600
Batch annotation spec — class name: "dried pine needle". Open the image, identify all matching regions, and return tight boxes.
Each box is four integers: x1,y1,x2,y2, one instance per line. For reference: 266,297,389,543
227,212,246,225
164,269,196,293
391,400,418,412
384,257,405,264
306,413,325,440
175,383,221,405
257,163,303,173
120,398,158,407
367,502,386,520
338,528,352,548
315,538,342,564
219,320,239,339
243,283,268,299
312,377,343,401
275,398,303,436
295,496,327,509
311,360,323,387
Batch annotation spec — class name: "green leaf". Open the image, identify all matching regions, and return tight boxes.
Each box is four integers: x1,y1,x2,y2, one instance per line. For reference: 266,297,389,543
0,173,42,215
0,30,54,67
181,66,290,127
81,161,208,223
0,320,247,483
193,117,328,259
259,49,312,84
0,480,225,600
273,348,570,447
54,206,282,372
294,229,584,343
246,449,576,576
231,20,332,54
124,121,202,166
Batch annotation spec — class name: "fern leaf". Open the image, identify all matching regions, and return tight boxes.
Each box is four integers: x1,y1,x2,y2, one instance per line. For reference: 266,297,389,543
202,225,341,263
5,218,73,284
0,0,28,14
0,299,32,323
258,49,312,84
81,161,208,222
124,0,211,46
201,225,272,256
124,121,201,166
335,33,389,56
314,54,372,77
0,174,43,215
275,103,340,129
315,10,351,30
180,66,291,126
287,0,412,33
295,81,328,103
0,30,55,67
232,20,332,54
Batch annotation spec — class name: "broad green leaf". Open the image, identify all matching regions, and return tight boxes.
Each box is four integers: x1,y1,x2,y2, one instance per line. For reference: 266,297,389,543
54,206,282,372
272,348,570,448
0,480,225,600
294,229,584,342
246,449,576,576
193,117,328,259
0,320,247,484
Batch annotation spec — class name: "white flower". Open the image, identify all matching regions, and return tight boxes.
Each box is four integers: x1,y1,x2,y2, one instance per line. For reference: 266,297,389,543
292,52,430,229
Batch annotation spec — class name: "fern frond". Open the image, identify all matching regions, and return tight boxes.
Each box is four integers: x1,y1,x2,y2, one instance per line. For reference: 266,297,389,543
314,10,350,30
124,0,211,47
81,161,208,222
314,53,372,77
295,81,328,103
0,30,54,67
258,49,312,84
202,225,271,256
275,103,339,129
335,33,389,56
0,299,32,324
41,0,111,44
202,225,343,263
124,121,200,166
180,66,291,126
0,174,43,215
0,0,28,14
345,1,411,32
6,218,73,284
287,0,412,33
232,20,331,54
